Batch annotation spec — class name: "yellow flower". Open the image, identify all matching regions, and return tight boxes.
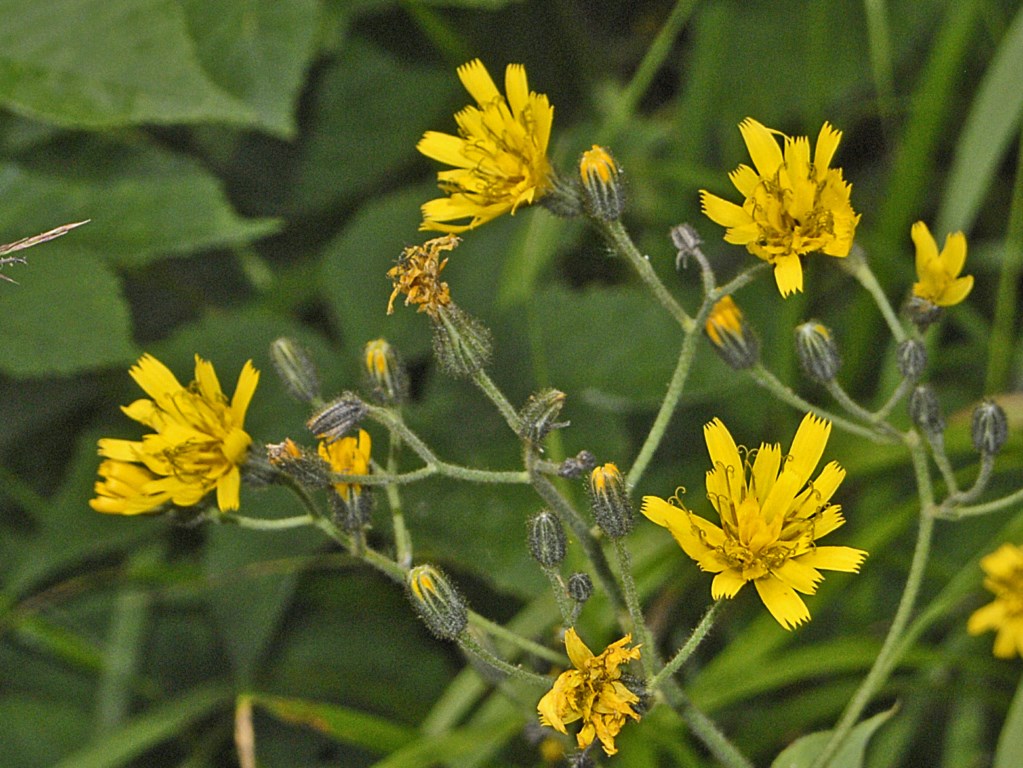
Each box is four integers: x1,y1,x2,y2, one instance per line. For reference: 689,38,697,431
318,429,372,505
90,354,258,515
700,118,860,297
537,628,642,756
417,59,554,232
641,413,867,630
386,235,458,317
704,295,760,370
967,543,1023,659
911,221,973,307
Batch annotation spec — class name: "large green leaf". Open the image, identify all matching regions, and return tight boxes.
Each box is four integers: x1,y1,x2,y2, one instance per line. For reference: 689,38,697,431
0,137,279,268
994,670,1023,768
0,246,135,375
771,707,895,768
0,0,257,128
179,0,322,137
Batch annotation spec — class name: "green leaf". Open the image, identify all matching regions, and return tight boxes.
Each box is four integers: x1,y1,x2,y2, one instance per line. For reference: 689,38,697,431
0,0,258,128
179,0,322,137
0,137,280,268
994,670,1023,768
52,684,232,768
771,706,896,768
938,3,1023,234
0,247,136,376
251,693,416,753
290,42,451,214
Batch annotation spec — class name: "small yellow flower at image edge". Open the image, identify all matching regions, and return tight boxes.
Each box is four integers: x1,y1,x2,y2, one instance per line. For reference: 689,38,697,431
967,543,1023,659
641,413,867,630
417,59,554,233
911,220,973,307
90,354,258,516
537,627,642,756
700,118,860,298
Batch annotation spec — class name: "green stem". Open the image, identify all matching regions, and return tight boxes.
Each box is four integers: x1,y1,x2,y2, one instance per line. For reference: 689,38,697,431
840,247,907,343
611,538,661,679
542,568,575,626
598,219,695,331
649,600,723,692
385,423,413,568
924,433,960,497
748,365,892,443
812,435,935,768
225,513,317,531
470,367,523,434
457,634,551,688
872,377,915,422
823,380,901,439
468,612,567,666
627,326,701,488
661,686,754,768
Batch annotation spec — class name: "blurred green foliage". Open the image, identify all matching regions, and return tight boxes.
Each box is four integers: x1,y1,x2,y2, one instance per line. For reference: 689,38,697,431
2,0,1023,766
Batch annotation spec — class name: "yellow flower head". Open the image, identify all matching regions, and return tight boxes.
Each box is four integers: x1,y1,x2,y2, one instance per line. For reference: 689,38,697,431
704,295,760,369
700,118,860,297
91,354,258,515
967,543,1023,659
387,235,458,317
537,628,642,756
911,221,973,307
318,428,372,504
641,413,867,630
417,59,554,233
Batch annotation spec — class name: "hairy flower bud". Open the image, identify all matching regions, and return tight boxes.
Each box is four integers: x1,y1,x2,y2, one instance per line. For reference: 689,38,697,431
579,145,625,222
589,463,634,538
670,223,703,269
266,439,330,489
795,321,841,383
567,572,593,603
909,384,945,438
558,450,597,479
972,399,1008,455
363,338,409,406
705,296,760,370
307,393,368,443
896,338,927,381
905,295,944,333
269,337,321,405
432,305,493,378
528,510,567,568
519,388,569,444
539,171,585,219
407,564,468,640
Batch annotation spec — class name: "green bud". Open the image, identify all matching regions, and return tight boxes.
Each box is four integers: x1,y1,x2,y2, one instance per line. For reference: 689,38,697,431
528,510,567,568
896,339,927,381
909,384,944,438
972,399,1008,455
432,305,493,378
363,338,409,406
269,337,321,404
795,321,841,383
567,572,593,603
518,388,569,444
579,145,625,222
589,463,634,538
407,564,468,641
307,393,368,443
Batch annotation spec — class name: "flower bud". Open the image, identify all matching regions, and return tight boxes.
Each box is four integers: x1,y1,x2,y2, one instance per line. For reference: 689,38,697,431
795,321,841,383
528,510,567,568
905,295,944,333
269,337,321,405
518,389,569,444
909,384,944,438
432,305,493,378
972,399,1008,455
407,564,468,640
266,439,330,488
539,170,585,219
579,145,625,222
241,444,282,488
705,296,760,370
567,572,593,603
558,450,597,479
896,339,927,381
363,338,409,406
670,223,703,269
319,429,373,532
589,463,634,538
307,393,368,443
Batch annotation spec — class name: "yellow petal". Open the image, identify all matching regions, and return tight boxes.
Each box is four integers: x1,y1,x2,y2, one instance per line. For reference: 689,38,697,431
813,122,842,172
773,558,824,594
750,442,781,502
772,255,804,297
216,466,242,512
711,570,746,599
193,355,224,402
504,63,529,117
798,545,867,573
754,576,810,630
967,601,1005,635
738,118,783,178
700,191,752,229
911,221,938,277
231,360,260,423
457,59,500,107
703,418,743,506
940,231,968,276
786,413,831,488
937,275,973,306
563,627,594,669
